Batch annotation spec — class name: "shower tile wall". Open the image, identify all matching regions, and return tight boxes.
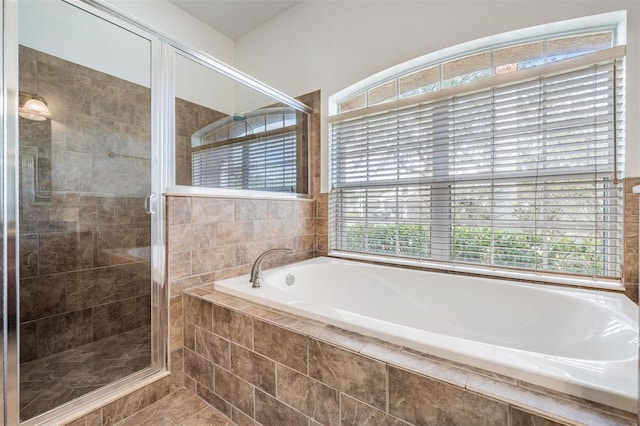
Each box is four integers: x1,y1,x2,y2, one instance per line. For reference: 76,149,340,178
18,46,151,362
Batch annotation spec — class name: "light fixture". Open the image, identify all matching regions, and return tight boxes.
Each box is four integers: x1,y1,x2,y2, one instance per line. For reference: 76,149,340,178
19,93,51,121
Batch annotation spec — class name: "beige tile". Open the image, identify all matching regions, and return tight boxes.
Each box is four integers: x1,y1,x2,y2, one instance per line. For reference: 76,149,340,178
254,320,308,373
204,292,252,310
255,389,308,426
168,223,216,252
308,339,386,410
341,394,409,426
168,197,191,225
170,273,216,298
389,367,509,425
114,388,208,426
169,296,184,351
230,343,276,395
192,247,235,275
213,305,253,349
192,198,235,223
268,200,294,219
64,410,102,426
215,366,255,417
236,199,269,221
168,251,191,281
276,364,339,425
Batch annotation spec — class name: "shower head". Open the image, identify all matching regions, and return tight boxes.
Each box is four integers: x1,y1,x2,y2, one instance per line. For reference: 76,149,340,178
232,113,246,122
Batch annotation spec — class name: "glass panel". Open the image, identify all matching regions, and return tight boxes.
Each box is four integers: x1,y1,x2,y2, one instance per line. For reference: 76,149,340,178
547,32,613,62
494,42,544,74
399,66,440,98
18,1,152,420
367,80,397,106
175,53,310,194
339,92,366,113
442,52,492,87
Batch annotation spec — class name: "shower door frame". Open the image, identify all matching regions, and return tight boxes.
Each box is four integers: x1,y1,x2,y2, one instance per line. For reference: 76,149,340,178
3,1,169,424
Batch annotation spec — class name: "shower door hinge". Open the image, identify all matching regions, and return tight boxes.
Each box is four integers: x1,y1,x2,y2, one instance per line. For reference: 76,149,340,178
144,193,156,215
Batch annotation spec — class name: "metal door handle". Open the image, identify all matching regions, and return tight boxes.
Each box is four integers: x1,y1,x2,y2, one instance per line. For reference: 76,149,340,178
144,193,156,215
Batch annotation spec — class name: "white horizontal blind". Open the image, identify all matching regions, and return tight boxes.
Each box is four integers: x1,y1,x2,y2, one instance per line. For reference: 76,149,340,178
193,131,297,192
330,59,624,280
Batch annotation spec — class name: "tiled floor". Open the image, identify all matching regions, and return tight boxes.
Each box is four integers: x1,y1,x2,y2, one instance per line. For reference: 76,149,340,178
20,326,151,421
114,388,233,426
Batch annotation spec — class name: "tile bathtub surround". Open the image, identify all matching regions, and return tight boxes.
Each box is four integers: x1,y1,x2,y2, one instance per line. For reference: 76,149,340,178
182,287,637,426
623,177,640,303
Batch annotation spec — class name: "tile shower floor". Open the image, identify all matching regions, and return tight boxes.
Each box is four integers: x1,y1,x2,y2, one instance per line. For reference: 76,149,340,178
20,326,151,421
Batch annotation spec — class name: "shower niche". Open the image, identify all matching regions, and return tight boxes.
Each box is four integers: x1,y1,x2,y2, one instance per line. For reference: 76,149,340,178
17,1,154,422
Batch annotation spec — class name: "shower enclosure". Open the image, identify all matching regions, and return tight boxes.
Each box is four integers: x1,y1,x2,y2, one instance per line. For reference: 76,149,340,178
5,1,165,424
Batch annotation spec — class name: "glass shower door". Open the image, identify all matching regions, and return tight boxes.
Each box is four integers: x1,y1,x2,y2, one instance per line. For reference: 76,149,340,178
17,1,153,421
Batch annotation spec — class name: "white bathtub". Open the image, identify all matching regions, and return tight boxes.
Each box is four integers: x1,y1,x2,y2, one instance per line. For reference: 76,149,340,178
214,256,639,412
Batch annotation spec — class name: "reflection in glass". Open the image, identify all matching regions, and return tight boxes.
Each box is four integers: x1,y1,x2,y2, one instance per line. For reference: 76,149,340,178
18,0,152,420
174,53,309,194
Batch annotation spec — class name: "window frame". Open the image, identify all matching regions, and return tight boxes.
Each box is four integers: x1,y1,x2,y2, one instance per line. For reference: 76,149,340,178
328,45,626,290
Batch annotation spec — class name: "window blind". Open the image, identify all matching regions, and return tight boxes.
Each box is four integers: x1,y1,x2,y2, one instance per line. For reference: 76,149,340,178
193,131,297,192
329,58,624,281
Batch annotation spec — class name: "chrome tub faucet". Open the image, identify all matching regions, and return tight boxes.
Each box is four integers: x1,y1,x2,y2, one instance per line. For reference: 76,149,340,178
250,248,293,288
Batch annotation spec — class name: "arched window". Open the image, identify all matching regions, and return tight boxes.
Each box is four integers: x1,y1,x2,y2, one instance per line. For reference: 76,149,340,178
329,24,625,287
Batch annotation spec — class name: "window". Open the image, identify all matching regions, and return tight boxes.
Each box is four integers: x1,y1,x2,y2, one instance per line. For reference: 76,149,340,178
329,32,625,286
192,108,298,192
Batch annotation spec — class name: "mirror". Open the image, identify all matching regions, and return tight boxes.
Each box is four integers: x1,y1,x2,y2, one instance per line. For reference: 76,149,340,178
174,53,310,194
18,0,153,421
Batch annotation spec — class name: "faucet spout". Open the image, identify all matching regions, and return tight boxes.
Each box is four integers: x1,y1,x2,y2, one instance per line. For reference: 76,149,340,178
250,248,293,288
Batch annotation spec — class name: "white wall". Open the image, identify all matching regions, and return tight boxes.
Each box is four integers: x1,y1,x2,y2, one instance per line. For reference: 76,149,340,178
234,1,640,190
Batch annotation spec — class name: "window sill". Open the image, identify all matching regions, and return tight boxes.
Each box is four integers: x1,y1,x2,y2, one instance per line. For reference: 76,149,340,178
165,185,313,201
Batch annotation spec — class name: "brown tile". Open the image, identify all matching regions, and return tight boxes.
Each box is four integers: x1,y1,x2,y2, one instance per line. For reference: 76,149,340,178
169,348,184,392
213,305,253,349
195,327,230,369
255,390,308,426
341,394,409,426
170,295,184,351
115,388,208,426
511,407,565,426
192,198,235,223
184,294,213,331
77,266,116,308
230,343,276,395
102,377,170,426
39,231,93,274
254,320,308,373
37,309,93,357
93,298,137,340
215,366,255,417
231,407,260,426
184,348,214,391
19,233,39,278
170,272,215,298
115,262,150,299
20,274,68,322
169,223,216,252
182,406,234,426
215,221,255,246
292,320,369,353
389,367,509,425
196,383,232,418
20,322,38,362
184,323,196,352
64,410,102,426
308,339,386,410
277,364,339,425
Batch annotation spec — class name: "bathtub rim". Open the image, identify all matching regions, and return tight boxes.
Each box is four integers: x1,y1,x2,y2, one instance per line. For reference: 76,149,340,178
212,256,638,413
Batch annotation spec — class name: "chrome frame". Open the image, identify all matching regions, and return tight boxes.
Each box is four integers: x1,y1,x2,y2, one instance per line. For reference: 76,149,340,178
3,0,312,424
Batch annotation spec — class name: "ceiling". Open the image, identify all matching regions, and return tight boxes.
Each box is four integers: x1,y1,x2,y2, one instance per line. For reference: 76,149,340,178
168,0,303,40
